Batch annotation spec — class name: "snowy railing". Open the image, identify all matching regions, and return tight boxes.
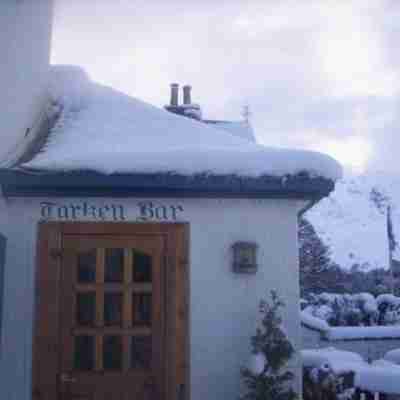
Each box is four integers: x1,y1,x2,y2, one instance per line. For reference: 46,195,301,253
301,311,400,362
355,389,388,400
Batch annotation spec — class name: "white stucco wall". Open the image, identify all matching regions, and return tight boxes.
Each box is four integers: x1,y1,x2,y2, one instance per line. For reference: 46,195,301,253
0,196,306,400
0,0,53,164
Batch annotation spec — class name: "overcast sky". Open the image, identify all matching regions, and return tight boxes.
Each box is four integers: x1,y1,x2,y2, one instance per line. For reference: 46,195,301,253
52,0,400,174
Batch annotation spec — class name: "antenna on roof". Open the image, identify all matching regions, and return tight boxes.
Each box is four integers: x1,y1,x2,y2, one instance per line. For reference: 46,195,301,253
242,104,252,124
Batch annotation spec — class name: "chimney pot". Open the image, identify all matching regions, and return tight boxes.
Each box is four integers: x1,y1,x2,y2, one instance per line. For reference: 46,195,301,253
183,85,192,105
170,83,179,106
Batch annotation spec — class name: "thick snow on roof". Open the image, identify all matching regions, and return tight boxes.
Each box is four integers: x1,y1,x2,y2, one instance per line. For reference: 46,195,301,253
204,120,256,142
24,66,341,180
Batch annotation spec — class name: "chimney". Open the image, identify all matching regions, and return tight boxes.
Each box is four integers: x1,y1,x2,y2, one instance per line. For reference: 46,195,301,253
170,83,179,107
165,83,202,120
183,85,192,105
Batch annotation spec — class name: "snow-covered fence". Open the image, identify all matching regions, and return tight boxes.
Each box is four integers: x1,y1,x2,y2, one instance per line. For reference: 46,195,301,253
301,313,400,361
355,390,389,400
355,387,400,400
353,389,400,400
355,362,400,400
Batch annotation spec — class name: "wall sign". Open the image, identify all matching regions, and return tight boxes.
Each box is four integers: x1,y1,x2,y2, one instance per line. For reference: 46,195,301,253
137,201,184,222
40,201,184,222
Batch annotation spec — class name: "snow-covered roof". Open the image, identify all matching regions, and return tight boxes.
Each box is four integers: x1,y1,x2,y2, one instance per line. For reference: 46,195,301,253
203,120,256,142
20,66,340,181
0,66,343,198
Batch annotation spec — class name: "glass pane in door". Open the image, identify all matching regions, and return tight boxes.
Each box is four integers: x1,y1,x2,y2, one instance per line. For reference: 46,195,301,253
105,248,124,283
104,292,123,326
131,336,152,369
74,335,95,370
103,335,122,370
76,292,96,326
132,294,152,326
132,251,152,283
77,249,96,283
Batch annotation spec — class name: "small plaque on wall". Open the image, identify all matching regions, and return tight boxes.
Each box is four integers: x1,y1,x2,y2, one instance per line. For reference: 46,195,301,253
232,241,258,274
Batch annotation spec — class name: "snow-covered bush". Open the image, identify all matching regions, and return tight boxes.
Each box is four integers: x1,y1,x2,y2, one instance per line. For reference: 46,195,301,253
303,292,400,327
303,365,355,400
241,291,297,400
302,348,363,400
377,294,400,325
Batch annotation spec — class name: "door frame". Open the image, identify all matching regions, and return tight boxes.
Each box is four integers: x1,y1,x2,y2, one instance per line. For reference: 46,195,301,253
32,222,190,400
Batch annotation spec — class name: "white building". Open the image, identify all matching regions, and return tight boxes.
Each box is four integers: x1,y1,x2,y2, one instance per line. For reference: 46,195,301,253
0,0,53,165
0,4,341,400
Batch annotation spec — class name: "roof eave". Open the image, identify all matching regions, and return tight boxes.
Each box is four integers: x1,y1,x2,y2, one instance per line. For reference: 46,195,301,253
0,169,335,200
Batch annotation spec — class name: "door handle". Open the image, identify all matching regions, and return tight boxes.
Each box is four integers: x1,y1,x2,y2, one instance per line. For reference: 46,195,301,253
60,373,77,383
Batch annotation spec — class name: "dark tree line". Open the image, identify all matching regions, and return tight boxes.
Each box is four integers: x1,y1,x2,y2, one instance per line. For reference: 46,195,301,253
299,218,347,296
298,218,394,297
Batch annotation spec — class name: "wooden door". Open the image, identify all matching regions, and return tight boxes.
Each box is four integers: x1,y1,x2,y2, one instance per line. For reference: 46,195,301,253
32,223,189,400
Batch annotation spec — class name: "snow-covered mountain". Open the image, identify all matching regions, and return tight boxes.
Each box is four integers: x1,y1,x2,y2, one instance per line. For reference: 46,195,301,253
305,170,400,271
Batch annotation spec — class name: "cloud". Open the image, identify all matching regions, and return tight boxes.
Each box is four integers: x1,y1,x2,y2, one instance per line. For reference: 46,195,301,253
52,0,400,172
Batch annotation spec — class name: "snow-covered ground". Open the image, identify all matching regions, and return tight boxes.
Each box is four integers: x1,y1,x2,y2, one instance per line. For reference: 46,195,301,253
355,360,400,395
384,348,400,365
23,66,341,180
306,170,400,270
302,347,400,394
302,347,365,374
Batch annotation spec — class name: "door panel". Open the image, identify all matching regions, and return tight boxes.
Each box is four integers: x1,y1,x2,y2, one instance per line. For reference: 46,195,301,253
32,222,189,400
60,236,164,400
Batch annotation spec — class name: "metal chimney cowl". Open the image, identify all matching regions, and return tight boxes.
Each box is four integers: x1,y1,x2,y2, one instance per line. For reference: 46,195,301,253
170,83,179,107
164,83,202,121
183,85,192,105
